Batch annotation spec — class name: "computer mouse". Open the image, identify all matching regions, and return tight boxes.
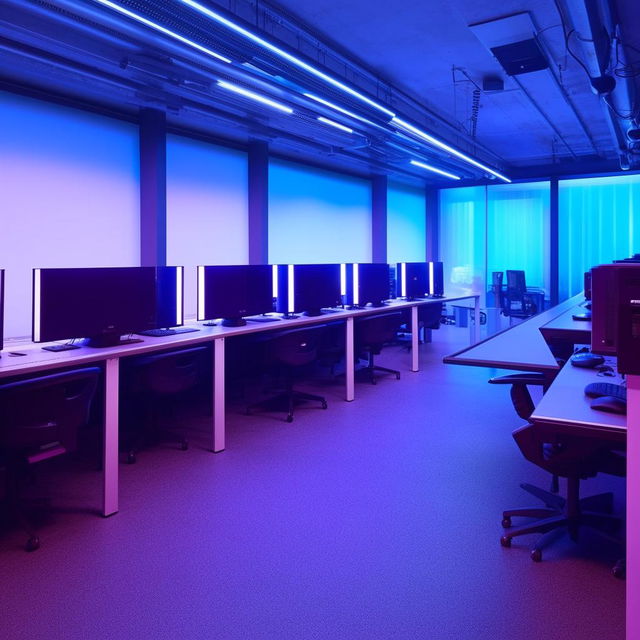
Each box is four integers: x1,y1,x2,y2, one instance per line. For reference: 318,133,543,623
572,312,591,321
590,396,627,415
595,364,613,373
570,352,605,368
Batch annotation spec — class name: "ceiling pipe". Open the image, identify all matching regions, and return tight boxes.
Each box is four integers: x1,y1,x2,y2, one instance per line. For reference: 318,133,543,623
558,0,638,168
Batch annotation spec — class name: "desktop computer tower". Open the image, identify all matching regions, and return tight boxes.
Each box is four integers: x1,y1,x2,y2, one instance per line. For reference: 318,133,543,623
591,263,640,355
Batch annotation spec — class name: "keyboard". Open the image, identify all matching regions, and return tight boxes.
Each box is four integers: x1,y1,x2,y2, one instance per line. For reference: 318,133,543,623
246,316,281,323
584,382,627,402
137,327,200,337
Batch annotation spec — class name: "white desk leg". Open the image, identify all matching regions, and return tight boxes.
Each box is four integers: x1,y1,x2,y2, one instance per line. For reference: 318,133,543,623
345,317,354,401
411,305,419,372
102,357,119,517
473,296,481,344
627,374,640,639
213,338,226,452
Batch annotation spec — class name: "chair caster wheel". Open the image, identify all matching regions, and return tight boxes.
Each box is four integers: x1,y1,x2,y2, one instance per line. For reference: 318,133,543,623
180,441,188,451
395,373,401,380
371,379,377,385
286,415,293,423
25,536,40,552
502,517,512,528
613,560,626,579
531,548,542,562
126,452,136,464
500,535,511,548
321,401,328,410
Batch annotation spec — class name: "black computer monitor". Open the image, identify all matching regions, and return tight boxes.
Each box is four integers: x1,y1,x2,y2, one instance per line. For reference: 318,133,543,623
275,264,342,316
0,269,4,354
396,262,429,300
33,267,157,348
197,265,273,326
429,261,444,297
343,263,390,307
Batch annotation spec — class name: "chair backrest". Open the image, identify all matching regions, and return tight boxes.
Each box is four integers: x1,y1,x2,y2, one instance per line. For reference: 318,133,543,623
0,367,100,454
126,346,208,395
355,312,403,348
506,270,526,295
266,325,325,368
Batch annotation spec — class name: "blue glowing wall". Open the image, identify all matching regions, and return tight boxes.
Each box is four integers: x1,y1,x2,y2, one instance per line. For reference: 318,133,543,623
438,186,486,303
0,90,139,338
487,182,550,292
166,134,248,318
559,174,640,299
387,182,427,263
268,159,372,264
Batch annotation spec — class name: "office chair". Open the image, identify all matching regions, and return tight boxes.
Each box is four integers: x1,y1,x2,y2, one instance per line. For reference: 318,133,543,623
399,304,442,346
490,271,503,309
0,367,100,551
120,346,209,463
354,312,403,384
501,270,538,322
247,325,328,423
500,422,625,563
489,371,560,495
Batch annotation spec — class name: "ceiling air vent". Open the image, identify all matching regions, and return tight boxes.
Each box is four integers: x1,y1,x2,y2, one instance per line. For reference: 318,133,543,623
490,38,548,76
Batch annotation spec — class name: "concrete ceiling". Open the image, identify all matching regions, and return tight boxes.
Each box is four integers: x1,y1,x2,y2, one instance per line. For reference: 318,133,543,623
266,0,638,169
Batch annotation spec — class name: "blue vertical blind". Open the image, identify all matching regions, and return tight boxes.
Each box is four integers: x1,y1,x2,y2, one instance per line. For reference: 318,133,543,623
559,174,640,299
487,182,550,292
439,186,487,303
387,182,426,263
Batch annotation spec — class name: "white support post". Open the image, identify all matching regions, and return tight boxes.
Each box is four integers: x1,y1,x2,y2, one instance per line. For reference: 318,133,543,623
102,357,119,517
411,305,419,372
213,338,226,452
345,317,355,401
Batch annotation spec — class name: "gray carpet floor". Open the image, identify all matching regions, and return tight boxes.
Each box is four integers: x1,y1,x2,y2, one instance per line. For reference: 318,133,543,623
0,325,625,639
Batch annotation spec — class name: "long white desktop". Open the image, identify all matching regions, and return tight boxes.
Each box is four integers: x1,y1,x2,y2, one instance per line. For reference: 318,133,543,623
0,293,480,518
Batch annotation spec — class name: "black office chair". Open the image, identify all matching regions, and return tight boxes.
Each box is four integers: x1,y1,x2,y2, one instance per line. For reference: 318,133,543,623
399,304,443,347
489,371,560,495
120,346,209,463
354,312,403,384
500,422,625,564
0,367,100,551
247,325,328,423
501,270,538,322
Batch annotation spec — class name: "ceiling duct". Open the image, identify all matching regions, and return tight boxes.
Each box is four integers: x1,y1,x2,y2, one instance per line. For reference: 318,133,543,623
556,0,639,168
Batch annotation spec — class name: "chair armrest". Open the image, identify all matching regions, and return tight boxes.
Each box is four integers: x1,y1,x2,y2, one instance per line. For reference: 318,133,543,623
488,372,548,386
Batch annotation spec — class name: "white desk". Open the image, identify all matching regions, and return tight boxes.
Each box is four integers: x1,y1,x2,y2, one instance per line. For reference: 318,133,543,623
0,293,479,518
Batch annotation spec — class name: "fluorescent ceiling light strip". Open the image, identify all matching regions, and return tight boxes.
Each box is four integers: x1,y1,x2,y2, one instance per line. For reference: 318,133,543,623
396,117,510,183
197,266,205,320
179,0,394,117
410,160,461,180
303,93,376,126
317,117,353,134
92,0,231,63
217,80,293,113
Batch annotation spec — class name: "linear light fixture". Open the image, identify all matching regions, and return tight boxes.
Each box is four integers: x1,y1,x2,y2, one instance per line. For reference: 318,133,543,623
91,0,231,63
303,93,377,127
397,118,510,183
317,117,353,134
410,160,461,180
179,0,395,118
217,81,293,113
